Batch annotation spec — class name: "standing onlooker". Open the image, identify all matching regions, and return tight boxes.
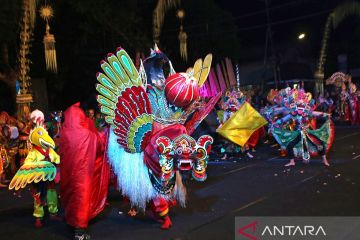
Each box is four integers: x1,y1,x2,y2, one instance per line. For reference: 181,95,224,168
60,103,109,240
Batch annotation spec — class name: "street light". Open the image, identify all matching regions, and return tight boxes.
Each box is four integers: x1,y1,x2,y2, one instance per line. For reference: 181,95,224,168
298,33,306,40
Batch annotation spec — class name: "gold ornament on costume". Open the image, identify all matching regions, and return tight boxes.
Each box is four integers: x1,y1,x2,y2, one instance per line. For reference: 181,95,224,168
40,5,57,73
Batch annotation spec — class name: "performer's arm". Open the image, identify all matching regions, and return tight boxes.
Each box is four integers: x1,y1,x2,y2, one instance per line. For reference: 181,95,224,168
49,148,60,164
276,114,292,125
312,111,330,118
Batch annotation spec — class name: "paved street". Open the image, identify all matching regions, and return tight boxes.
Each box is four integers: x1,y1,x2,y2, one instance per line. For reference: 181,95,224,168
1,126,360,240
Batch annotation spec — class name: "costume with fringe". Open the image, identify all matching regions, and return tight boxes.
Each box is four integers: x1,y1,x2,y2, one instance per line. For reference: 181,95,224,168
263,87,334,161
96,45,217,228
9,117,60,223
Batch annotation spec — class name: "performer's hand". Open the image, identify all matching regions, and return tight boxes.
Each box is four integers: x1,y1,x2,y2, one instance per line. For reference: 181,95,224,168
54,168,60,184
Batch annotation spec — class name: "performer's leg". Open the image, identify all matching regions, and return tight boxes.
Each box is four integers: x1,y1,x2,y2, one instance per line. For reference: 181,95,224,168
280,146,287,157
31,183,46,228
285,133,301,167
150,197,173,229
242,144,254,158
74,228,91,240
46,181,60,219
310,135,330,167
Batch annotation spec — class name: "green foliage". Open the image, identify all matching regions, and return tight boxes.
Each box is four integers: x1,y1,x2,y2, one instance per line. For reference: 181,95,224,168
332,0,360,29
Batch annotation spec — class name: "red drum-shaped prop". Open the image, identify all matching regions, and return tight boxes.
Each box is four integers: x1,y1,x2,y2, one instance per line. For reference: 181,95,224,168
165,73,199,108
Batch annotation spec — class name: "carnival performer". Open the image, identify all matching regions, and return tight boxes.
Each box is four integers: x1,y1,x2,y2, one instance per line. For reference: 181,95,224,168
17,119,32,167
266,86,334,167
326,72,349,121
216,66,267,158
60,103,110,240
0,112,19,180
347,78,360,125
8,114,60,228
95,45,217,229
0,126,8,187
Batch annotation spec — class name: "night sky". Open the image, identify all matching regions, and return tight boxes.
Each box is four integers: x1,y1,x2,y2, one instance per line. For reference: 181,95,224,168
0,0,359,113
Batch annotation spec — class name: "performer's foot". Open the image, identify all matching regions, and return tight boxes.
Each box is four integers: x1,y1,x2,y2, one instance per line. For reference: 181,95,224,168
280,149,287,157
127,208,137,217
285,159,296,167
74,229,91,240
221,154,227,160
246,152,254,159
322,156,330,167
160,215,172,230
74,233,91,240
0,182,7,187
49,214,62,221
34,218,43,228
251,148,256,153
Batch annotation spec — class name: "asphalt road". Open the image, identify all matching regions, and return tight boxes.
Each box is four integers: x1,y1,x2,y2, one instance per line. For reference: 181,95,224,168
0,126,359,240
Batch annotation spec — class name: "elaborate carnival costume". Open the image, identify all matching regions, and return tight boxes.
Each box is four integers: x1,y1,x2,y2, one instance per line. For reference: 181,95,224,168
348,81,360,125
96,46,218,229
264,87,334,166
0,130,9,187
46,111,62,140
0,112,19,179
326,72,360,125
17,119,32,167
9,118,60,228
60,103,110,240
216,78,267,157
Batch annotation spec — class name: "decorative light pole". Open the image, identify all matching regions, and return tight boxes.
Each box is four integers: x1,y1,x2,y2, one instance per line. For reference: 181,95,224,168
16,0,35,119
177,9,187,61
40,5,57,73
16,1,57,119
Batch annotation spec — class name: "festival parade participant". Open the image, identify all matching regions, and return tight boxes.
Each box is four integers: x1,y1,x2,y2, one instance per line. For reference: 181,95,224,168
60,103,110,240
95,45,217,229
9,113,60,228
216,66,267,158
265,86,334,167
326,72,360,124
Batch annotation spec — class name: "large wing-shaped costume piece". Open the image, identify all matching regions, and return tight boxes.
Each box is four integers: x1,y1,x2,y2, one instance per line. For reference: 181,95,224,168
9,161,56,191
96,48,153,153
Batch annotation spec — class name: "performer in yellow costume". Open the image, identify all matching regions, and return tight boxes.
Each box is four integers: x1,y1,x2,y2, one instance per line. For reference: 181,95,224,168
9,119,60,228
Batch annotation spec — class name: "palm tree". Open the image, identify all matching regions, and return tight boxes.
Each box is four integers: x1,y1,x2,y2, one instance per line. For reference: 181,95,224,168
153,0,180,44
315,1,360,95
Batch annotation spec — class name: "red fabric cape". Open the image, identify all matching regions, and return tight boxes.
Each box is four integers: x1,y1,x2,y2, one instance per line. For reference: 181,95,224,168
59,103,109,228
246,126,265,148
